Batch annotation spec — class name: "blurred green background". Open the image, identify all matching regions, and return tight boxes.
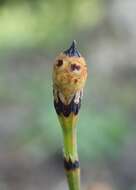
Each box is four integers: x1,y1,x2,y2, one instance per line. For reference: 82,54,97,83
0,0,136,190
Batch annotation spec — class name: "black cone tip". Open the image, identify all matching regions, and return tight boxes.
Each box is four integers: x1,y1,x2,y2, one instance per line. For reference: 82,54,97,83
64,40,81,57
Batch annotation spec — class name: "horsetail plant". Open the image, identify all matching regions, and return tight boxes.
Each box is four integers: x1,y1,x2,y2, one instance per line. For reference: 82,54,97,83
53,41,87,190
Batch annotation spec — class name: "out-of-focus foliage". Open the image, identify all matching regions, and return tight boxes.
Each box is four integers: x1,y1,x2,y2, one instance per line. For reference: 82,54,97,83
0,0,104,51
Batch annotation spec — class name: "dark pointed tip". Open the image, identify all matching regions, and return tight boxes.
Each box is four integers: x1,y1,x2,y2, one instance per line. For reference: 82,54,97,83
63,40,81,57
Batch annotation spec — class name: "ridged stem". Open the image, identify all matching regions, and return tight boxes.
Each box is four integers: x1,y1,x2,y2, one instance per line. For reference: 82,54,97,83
58,114,80,190
62,126,78,160
63,126,80,190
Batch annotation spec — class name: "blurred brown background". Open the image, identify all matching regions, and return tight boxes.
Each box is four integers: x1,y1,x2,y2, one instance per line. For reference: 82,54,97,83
0,0,136,190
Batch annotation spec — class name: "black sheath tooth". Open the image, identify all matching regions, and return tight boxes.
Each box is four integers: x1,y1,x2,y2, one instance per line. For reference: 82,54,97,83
63,40,81,57
54,93,82,117
64,157,80,171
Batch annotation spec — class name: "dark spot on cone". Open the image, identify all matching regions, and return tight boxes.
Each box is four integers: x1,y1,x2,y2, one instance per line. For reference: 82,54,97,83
71,64,81,71
57,59,63,67
74,79,78,83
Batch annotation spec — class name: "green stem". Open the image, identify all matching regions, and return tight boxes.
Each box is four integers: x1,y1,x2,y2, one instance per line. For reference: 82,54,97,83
63,126,78,160
58,114,80,190
62,126,80,190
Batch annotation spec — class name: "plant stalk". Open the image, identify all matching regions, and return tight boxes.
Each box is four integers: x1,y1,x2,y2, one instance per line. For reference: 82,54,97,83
58,114,80,190
63,127,80,190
